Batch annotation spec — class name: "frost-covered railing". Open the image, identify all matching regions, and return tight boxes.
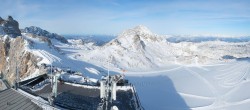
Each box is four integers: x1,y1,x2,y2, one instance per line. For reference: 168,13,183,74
131,84,144,110
21,72,47,82
33,101,59,110
0,72,11,88
31,79,50,90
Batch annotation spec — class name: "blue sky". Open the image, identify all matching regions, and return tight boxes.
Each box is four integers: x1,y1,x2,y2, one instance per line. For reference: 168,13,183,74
1,0,250,36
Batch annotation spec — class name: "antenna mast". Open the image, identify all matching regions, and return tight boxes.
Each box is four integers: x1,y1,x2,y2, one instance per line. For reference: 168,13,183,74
15,49,19,90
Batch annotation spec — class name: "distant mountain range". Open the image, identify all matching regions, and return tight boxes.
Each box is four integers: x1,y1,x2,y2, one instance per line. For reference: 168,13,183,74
166,36,250,43
80,25,250,71
64,34,116,46
1,16,250,74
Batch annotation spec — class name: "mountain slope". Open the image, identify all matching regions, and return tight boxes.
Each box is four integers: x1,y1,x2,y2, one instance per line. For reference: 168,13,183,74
0,36,43,85
22,26,68,43
0,16,106,86
80,25,182,71
79,25,250,71
17,25,249,74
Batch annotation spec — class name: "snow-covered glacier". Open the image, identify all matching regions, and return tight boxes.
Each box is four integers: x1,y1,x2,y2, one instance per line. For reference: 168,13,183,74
63,25,250,110
1,20,250,109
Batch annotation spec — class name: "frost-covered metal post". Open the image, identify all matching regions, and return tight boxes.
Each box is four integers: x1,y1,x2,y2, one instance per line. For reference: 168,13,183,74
52,73,60,97
100,79,106,99
111,80,117,101
0,71,3,79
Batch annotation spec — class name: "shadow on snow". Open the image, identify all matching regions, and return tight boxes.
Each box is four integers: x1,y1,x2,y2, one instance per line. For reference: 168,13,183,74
127,75,190,110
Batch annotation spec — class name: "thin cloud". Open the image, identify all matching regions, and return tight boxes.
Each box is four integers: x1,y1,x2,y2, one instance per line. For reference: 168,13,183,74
0,0,40,18
1,0,250,36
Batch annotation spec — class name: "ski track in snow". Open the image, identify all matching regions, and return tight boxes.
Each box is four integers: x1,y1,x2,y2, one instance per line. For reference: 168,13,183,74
185,67,218,96
121,61,250,110
39,50,61,63
125,61,250,110
216,63,249,88
186,62,250,110
192,98,250,110
179,92,215,100
124,65,184,76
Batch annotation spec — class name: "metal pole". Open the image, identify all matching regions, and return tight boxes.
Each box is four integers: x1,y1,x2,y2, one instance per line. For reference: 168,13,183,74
50,45,53,88
15,48,19,89
108,56,110,79
50,64,53,88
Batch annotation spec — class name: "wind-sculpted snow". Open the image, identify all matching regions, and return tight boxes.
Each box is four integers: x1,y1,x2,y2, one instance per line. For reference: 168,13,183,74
125,61,250,110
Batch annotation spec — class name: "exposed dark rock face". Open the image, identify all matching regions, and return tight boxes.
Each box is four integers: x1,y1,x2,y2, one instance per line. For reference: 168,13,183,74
0,37,40,85
0,16,22,37
0,16,59,86
0,17,4,23
22,26,68,43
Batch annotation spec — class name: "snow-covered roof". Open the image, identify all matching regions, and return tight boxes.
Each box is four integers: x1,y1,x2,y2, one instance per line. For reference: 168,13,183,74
0,89,43,110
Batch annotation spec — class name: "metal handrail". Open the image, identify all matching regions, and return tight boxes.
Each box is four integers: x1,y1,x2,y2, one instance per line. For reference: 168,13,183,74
131,84,144,110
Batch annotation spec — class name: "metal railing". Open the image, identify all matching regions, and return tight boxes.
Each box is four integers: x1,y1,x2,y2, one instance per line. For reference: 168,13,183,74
131,84,144,110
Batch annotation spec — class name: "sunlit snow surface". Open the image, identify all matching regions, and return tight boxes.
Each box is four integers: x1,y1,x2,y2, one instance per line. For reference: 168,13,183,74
22,33,117,79
21,33,250,110
126,61,250,110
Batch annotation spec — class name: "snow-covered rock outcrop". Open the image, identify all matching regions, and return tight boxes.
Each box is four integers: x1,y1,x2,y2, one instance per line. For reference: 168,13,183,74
0,16,62,85
0,16,21,37
22,26,68,43
0,36,45,85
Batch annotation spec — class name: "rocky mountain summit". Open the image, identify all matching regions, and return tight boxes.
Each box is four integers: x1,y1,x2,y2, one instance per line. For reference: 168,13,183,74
0,37,41,85
82,25,172,71
0,16,22,37
22,26,68,43
0,16,64,85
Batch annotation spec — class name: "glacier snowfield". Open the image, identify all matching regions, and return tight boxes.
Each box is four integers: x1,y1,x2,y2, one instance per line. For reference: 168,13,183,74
127,61,250,110
20,30,250,110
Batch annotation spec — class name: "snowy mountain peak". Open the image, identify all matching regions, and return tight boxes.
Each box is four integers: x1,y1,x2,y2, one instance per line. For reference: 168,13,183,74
118,25,153,39
115,25,162,45
26,26,43,32
86,26,168,71
0,16,21,37
133,25,152,35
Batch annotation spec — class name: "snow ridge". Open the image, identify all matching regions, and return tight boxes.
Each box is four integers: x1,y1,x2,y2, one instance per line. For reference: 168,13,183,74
22,26,68,43
80,25,250,71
